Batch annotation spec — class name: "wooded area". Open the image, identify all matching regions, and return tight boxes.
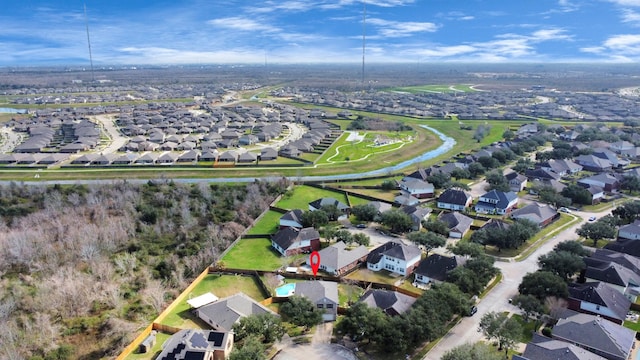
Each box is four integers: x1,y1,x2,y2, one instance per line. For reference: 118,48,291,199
0,179,288,360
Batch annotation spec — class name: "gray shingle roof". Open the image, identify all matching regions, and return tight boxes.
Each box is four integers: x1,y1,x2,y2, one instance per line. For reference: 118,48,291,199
312,241,368,272
553,312,635,360
414,254,465,282
567,282,631,322
520,335,606,360
359,289,416,316
295,280,339,304
196,292,276,331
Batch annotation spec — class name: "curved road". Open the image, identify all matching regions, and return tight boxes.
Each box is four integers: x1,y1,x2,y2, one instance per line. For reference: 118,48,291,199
424,206,614,359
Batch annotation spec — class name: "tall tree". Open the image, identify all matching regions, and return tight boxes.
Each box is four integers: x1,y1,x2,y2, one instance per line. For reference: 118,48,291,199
379,209,414,233
577,220,616,246
511,294,544,322
554,240,589,256
336,302,388,344
478,312,522,353
229,335,265,360
279,295,323,329
351,204,378,222
232,313,285,343
518,271,568,301
406,231,446,255
538,251,585,281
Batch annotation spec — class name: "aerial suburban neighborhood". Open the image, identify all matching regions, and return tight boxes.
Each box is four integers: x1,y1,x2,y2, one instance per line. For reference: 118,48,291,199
6,64,640,360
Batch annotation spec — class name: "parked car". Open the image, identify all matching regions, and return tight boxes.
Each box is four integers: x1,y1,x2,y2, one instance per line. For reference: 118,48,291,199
589,216,597,221
356,224,367,229
468,306,478,316
559,207,571,213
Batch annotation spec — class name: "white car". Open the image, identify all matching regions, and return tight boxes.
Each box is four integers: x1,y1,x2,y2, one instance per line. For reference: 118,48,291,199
559,207,571,213
589,216,597,221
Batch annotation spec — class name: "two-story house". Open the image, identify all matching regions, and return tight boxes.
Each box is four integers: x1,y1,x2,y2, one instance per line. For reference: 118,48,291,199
367,241,422,276
474,190,518,215
437,189,473,211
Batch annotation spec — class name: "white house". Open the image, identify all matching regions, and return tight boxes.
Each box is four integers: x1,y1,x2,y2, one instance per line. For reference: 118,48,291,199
618,220,640,240
437,189,473,211
367,241,422,276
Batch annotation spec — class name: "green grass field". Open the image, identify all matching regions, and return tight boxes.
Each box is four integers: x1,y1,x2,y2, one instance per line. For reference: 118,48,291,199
276,185,349,210
317,131,415,165
247,210,283,235
126,331,172,360
221,238,284,271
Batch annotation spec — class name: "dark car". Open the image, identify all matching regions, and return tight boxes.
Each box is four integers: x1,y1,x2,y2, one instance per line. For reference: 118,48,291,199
468,306,478,316
356,224,367,229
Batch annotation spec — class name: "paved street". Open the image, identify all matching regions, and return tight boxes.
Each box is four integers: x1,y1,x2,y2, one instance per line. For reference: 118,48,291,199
423,206,614,359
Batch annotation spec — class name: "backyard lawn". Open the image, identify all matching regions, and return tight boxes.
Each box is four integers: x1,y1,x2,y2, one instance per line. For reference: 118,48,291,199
158,274,267,328
126,331,172,360
276,185,349,210
221,238,284,271
247,210,282,235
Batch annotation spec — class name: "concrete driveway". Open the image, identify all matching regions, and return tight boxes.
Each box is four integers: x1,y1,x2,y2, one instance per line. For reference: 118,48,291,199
275,323,358,360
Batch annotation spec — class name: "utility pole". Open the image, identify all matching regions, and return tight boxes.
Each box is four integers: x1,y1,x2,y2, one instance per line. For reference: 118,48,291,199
84,4,95,82
362,1,366,91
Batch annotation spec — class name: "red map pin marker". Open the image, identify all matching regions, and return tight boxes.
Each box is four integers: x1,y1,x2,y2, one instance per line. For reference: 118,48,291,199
309,251,321,276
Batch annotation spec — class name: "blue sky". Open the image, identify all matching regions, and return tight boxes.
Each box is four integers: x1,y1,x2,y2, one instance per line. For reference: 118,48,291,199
3,0,640,65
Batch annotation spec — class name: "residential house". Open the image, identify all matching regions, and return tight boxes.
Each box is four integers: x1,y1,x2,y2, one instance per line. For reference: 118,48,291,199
279,209,304,229
505,171,527,192
578,173,620,192
437,189,473,211
591,248,640,275
438,211,473,238
583,258,640,302
515,334,607,360
154,329,233,360
260,147,278,161
394,194,420,207
195,292,277,331
605,238,640,258
510,203,558,227
367,241,422,276
609,140,635,154
539,159,583,176
567,282,631,324
367,201,393,216
413,254,466,285
617,219,640,240
474,190,518,215
560,130,580,141
359,289,417,316
593,148,628,168
308,241,368,276
480,218,511,231
271,227,320,256
399,178,434,199
529,178,566,194
525,168,561,182
218,151,238,163
402,205,432,231
575,154,613,172
582,184,605,204
552,311,635,360
237,152,257,163
295,281,339,321
308,197,350,214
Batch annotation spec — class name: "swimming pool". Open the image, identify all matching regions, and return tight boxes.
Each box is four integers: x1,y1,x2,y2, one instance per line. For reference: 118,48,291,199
275,283,296,297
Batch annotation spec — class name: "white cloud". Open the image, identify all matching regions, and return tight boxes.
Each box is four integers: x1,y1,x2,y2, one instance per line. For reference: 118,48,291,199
621,8,640,23
607,0,640,6
207,17,279,33
247,1,313,14
367,18,438,37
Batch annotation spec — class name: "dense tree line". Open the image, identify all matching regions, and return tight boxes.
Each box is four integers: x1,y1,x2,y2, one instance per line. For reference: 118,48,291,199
470,219,539,250
0,180,287,359
337,283,470,354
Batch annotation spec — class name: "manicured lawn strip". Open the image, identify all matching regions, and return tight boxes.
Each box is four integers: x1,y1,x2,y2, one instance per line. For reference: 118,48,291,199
159,274,266,328
338,284,365,306
318,131,415,165
325,119,353,130
126,331,172,360
276,185,349,210
297,152,322,162
315,132,350,164
347,193,375,207
344,188,397,202
247,210,282,235
624,319,640,332
221,238,283,271
328,176,401,187
511,314,538,343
